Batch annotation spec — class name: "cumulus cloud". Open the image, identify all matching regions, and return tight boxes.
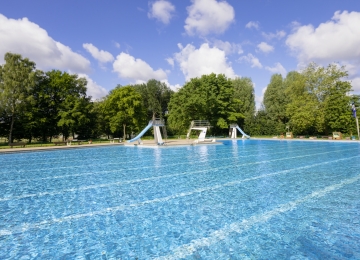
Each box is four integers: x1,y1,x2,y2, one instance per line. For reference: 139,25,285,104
78,74,108,100
184,0,235,36
245,21,259,30
0,14,90,73
286,11,360,93
262,30,286,40
113,52,167,83
148,0,175,24
257,42,274,53
239,53,262,68
265,62,287,77
83,43,114,63
174,43,237,80
212,39,243,55
286,11,360,63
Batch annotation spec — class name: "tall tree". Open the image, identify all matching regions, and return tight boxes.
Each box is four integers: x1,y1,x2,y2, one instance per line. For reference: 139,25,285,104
232,77,255,133
103,85,145,140
285,63,351,135
30,70,89,141
133,79,173,120
0,53,36,143
168,73,243,135
263,74,288,134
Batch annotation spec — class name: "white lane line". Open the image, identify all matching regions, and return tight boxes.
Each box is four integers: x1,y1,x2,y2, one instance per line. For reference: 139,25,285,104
0,149,355,202
0,145,350,186
0,144,325,183
0,142,336,173
0,149,355,201
0,141,315,164
155,174,360,260
0,156,357,236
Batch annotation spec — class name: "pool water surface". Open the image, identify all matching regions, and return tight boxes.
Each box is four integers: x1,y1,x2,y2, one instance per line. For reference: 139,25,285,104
0,140,359,259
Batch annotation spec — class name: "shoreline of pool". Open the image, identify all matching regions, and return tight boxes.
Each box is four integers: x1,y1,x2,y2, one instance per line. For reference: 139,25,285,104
0,137,359,153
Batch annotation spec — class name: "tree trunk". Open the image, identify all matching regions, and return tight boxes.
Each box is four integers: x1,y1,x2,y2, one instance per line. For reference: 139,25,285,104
123,124,126,141
8,114,15,144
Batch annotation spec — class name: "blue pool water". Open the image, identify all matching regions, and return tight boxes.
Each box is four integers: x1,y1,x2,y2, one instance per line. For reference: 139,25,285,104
0,140,359,259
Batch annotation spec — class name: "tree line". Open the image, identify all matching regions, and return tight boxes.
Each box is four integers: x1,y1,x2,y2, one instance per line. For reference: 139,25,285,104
0,52,358,144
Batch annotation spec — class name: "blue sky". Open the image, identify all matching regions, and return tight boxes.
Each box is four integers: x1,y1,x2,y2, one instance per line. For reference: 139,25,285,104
1,0,360,107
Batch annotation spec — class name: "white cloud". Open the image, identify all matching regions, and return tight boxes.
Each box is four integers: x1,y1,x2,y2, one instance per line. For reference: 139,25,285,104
78,74,108,100
350,77,360,92
286,11,360,63
0,14,90,73
239,53,262,68
212,39,243,55
286,11,360,94
83,43,114,63
166,57,174,68
174,43,237,80
184,0,235,36
245,21,259,30
257,42,274,53
148,0,175,24
265,62,287,77
161,79,181,91
255,86,267,110
113,52,167,83
262,30,286,40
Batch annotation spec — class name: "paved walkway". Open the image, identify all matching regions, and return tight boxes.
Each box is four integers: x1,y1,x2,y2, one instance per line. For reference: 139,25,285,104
0,142,123,153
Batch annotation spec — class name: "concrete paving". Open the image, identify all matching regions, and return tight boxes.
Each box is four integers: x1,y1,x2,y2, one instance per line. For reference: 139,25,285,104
1,137,358,153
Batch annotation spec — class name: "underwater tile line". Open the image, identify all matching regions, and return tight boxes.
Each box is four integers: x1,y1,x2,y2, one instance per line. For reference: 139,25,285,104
0,155,358,236
0,148,355,202
0,142,339,170
0,145,350,180
0,148,354,202
155,173,360,260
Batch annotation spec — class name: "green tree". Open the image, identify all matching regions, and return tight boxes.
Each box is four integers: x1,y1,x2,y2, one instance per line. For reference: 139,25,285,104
0,52,36,144
168,73,243,135
103,85,145,140
91,98,112,139
263,74,288,134
323,81,352,133
134,79,173,120
285,63,351,135
232,77,255,133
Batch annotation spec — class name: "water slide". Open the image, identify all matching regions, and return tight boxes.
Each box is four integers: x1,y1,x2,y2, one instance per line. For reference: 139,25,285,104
127,122,153,143
236,125,250,139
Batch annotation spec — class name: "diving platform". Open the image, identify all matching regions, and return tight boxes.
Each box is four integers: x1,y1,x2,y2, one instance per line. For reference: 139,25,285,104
187,120,215,143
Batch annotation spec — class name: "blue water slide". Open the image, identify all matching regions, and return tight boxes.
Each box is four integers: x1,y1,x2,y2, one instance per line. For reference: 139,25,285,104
127,122,153,142
236,126,250,138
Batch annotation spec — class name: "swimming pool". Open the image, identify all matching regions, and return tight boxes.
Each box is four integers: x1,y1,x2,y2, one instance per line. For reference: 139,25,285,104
0,140,359,259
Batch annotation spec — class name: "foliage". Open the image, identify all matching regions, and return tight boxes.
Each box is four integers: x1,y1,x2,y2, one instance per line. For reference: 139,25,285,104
0,52,36,143
133,79,173,119
168,73,243,135
103,85,145,140
285,63,352,135
232,77,256,133
263,74,288,134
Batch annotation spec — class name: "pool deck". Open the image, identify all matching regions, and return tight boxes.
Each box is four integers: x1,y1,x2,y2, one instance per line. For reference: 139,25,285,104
0,137,358,153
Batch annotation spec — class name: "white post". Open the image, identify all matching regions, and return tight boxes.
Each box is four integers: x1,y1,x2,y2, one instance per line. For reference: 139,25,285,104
356,117,360,140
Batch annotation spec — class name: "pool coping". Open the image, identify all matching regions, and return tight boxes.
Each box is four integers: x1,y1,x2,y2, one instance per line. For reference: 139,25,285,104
0,137,359,153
